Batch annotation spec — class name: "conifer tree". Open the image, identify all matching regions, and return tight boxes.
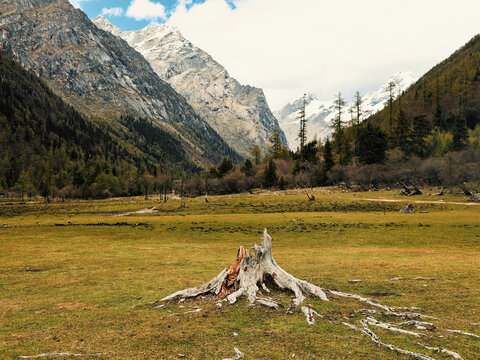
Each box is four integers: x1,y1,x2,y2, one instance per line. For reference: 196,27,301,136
264,159,277,188
352,91,363,156
240,158,254,177
297,94,308,153
269,128,283,159
358,123,387,164
250,145,262,165
395,109,411,155
323,138,334,172
332,92,345,135
411,115,432,157
386,81,396,132
331,92,346,154
452,114,469,150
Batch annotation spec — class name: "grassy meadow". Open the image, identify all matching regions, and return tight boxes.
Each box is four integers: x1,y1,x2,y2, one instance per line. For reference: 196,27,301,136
0,189,479,359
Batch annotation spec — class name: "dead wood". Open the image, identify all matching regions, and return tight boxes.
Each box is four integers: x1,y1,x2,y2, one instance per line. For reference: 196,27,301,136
304,188,315,201
222,347,244,360
161,229,328,307
19,353,106,358
400,204,415,213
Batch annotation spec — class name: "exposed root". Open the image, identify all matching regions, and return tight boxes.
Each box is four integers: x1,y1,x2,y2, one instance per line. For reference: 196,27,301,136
446,329,480,338
398,320,435,330
366,317,424,337
414,277,436,281
417,344,464,360
160,269,227,302
301,306,322,325
329,290,393,311
222,347,244,360
356,308,438,320
19,353,106,359
342,321,435,360
253,296,279,309
183,308,202,315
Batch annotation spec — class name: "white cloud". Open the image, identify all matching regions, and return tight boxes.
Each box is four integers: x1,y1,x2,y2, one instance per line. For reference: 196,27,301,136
167,0,480,109
68,0,85,8
101,7,124,17
126,0,166,21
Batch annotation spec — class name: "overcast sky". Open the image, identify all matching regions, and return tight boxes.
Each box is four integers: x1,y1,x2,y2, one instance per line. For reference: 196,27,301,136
73,0,480,109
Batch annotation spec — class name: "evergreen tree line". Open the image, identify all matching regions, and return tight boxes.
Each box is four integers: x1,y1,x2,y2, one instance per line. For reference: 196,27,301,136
179,82,480,196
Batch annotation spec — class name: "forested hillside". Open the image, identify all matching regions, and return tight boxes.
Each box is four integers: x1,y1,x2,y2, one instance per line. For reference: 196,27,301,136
0,51,200,199
366,34,480,155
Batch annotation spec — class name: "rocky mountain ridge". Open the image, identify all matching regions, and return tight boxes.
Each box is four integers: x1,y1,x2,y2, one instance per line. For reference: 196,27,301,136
0,0,239,164
93,16,286,157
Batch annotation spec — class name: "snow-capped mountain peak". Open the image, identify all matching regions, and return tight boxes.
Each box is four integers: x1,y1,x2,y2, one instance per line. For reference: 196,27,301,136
93,16,286,156
275,71,418,149
92,16,122,37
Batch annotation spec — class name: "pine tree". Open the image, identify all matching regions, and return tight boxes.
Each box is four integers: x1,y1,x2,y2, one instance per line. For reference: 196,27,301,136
217,158,234,177
332,92,345,135
352,91,363,156
452,114,469,150
358,123,387,164
395,109,411,155
269,128,283,159
386,81,396,132
411,115,432,157
331,92,346,155
250,145,262,165
264,159,277,188
297,94,308,153
323,138,334,172
240,158,254,177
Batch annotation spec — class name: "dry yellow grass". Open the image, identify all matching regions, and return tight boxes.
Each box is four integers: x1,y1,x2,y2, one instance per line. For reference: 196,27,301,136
0,190,479,359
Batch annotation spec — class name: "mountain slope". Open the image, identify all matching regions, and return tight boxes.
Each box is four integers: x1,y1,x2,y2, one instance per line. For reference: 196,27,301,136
367,35,480,131
0,0,240,164
0,50,201,196
276,72,417,149
93,16,286,157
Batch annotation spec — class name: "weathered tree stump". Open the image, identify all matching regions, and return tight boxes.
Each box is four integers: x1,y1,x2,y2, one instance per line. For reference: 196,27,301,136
161,229,328,307
401,186,422,196
400,204,415,213
468,193,480,202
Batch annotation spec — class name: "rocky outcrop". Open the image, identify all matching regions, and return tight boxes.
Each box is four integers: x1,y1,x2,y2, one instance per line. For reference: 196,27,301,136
93,16,286,157
0,0,239,164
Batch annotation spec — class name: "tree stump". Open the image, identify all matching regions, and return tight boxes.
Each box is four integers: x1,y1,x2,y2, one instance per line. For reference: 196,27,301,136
400,204,415,213
161,229,328,307
468,193,480,202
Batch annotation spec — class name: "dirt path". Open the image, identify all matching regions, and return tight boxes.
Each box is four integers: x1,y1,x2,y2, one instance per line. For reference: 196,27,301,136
100,206,160,217
345,197,480,206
